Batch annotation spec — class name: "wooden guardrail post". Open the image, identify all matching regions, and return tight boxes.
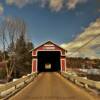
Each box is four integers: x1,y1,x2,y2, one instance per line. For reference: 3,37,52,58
61,72,100,93
0,72,37,99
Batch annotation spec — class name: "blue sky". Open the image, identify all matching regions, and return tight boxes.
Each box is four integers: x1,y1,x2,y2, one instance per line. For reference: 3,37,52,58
0,0,100,47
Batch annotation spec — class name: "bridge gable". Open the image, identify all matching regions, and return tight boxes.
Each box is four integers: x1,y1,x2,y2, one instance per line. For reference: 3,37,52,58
32,41,66,56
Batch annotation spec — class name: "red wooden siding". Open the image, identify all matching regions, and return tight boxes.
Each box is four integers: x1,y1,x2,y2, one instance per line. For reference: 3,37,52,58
32,59,37,72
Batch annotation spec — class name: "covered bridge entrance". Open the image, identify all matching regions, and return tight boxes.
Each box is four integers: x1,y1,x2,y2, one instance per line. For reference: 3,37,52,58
32,41,67,73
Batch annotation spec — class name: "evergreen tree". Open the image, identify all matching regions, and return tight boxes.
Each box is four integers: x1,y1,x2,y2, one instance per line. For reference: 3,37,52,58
15,35,33,77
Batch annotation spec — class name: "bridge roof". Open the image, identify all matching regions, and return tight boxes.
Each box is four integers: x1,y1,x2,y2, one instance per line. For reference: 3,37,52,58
31,41,67,52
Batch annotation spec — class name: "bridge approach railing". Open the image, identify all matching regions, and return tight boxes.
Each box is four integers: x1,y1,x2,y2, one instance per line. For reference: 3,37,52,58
0,72,37,99
62,72,100,94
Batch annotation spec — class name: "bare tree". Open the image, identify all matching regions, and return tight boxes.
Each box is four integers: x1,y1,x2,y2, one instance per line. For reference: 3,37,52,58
0,16,26,82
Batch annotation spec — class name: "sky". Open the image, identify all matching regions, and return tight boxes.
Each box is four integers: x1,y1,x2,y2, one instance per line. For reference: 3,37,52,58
0,0,100,58
61,18,100,58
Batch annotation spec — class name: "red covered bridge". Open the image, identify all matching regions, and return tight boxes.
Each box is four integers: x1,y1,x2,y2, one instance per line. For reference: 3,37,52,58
32,41,67,73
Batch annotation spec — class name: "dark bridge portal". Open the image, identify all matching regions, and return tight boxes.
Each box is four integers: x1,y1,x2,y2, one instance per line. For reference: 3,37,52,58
37,51,61,72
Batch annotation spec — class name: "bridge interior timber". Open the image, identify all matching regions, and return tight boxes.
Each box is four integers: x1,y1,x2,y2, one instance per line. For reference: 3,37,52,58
37,51,61,72
9,72,99,100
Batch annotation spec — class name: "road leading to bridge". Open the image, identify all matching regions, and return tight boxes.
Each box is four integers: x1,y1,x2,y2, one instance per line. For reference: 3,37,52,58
9,72,99,100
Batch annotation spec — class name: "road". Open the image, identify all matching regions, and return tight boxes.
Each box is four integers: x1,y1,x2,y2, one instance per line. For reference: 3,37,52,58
9,72,99,100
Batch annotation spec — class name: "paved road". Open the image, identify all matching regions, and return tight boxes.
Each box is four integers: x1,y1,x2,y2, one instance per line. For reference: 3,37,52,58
9,72,99,100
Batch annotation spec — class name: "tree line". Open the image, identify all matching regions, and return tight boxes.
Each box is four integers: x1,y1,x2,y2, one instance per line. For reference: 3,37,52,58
0,16,33,82
67,57,100,69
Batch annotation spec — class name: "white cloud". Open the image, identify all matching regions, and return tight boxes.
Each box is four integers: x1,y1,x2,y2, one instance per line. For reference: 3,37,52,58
6,0,33,8
6,0,13,5
61,18,100,58
39,0,49,8
67,0,78,10
66,0,87,10
49,0,63,12
0,3,4,15
6,0,88,12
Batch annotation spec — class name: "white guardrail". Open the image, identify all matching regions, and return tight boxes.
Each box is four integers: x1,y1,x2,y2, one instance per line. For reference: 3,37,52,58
61,72,100,93
0,72,37,99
